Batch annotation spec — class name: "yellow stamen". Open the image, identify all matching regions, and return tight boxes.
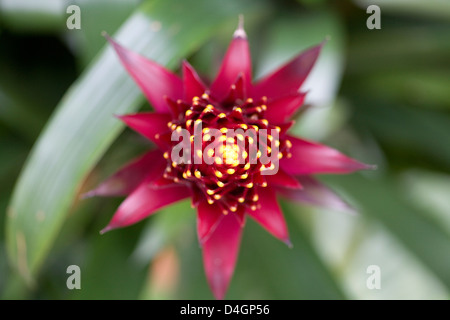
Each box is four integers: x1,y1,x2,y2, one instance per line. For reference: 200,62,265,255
227,168,235,175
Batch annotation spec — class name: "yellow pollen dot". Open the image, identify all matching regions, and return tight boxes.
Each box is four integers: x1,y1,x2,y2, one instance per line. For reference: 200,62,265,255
182,172,188,179
171,124,177,130
215,171,223,178
193,96,200,101
220,127,228,134
190,135,194,142
247,98,253,103
196,150,202,158
214,194,221,200
241,124,248,130
226,137,235,144
262,182,268,187
240,173,248,180
242,151,248,159
238,197,245,203
207,149,215,158
234,107,242,113
163,152,169,159
202,93,209,99
253,194,259,202
155,133,160,139
219,136,227,142
248,137,254,144
194,170,201,179
251,205,257,211
207,199,214,204
230,206,237,212
172,161,177,167
223,210,229,215
217,181,225,188
268,135,273,142
267,146,272,154
186,119,193,127
278,153,283,159
257,150,262,158
186,170,192,177
237,134,244,141
246,182,253,188
286,140,292,148
287,153,292,158
174,177,180,183
261,105,267,111
185,109,193,117
207,189,215,195
167,121,173,128
275,140,280,147
262,96,268,102
256,107,262,113
244,163,251,170
261,119,269,126
203,134,211,141
176,126,182,133
202,128,210,134
215,157,223,164
227,168,235,175
252,125,259,131
163,173,168,179
218,113,226,118
275,126,281,132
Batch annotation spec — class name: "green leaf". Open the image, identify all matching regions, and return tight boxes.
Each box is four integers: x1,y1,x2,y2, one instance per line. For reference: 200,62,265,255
5,0,269,284
324,173,450,291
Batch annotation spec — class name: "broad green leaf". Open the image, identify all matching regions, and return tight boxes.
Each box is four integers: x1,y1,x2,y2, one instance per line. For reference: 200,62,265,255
324,173,450,290
6,0,269,284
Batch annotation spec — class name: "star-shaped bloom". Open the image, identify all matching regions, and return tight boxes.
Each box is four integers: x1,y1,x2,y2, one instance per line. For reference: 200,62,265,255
87,18,373,299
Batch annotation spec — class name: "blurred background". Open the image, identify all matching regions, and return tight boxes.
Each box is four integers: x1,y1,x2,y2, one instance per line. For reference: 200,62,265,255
0,0,449,299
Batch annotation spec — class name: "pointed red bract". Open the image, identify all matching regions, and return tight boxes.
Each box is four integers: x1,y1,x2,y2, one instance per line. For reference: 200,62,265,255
98,21,374,300
281,135,374,175
265,93,306,124
202,213,243,300
265,168,303,189
182,60,207,101
101,182,191,233
106,35,183,113
83,150,165,198
253,43,323,100
210,23,252,101
118,113,171,149
197,201,224,244
277,175,355,213
247,187,290,244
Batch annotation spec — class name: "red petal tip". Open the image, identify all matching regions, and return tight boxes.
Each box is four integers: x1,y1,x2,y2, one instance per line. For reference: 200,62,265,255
80,190,96,199
233,14,246,39
284,238,293,248
100,225,114,235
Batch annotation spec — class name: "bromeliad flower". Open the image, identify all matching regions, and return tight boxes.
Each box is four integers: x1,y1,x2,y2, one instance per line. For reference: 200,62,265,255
87,18,373,299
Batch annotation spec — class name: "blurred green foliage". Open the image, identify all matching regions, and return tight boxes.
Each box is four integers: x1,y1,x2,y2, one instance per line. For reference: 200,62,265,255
0,0,449,299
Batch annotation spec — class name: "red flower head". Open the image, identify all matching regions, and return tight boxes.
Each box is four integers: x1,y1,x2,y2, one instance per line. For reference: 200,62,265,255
87,18,373,299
